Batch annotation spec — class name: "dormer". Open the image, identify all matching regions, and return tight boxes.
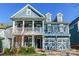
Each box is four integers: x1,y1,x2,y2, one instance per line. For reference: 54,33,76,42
57,13,63,23
46,12,52,22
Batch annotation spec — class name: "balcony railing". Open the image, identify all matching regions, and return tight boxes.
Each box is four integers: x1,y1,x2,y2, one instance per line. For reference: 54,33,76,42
24,27,32,32
13,26,43,34
14,26,22,34
34,27,43,32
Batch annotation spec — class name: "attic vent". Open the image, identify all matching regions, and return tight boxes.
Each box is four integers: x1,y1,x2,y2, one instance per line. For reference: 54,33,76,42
26,8,31,15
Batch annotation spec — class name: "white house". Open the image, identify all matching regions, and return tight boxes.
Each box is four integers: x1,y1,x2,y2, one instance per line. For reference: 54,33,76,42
9,4,71,51
0,4,70,51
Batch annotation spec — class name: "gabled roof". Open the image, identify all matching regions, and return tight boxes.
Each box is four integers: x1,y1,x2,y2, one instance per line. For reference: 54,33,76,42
69,17,79,26
11,4,45,18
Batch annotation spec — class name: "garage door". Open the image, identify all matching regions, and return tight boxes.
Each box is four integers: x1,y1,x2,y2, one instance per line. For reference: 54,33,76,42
44,38,56,50
57,38,68,51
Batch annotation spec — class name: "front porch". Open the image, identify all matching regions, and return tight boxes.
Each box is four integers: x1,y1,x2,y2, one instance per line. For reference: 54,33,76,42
12,35,44,49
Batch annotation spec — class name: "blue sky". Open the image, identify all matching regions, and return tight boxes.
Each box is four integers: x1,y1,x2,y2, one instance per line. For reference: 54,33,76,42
0,3,79,24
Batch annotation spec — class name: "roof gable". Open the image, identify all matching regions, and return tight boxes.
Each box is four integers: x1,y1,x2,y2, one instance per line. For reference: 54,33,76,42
11,4,45,18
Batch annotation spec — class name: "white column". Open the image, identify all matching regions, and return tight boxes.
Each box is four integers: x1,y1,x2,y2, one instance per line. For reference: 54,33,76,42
21,21,24,47
42,20,44,33
22,21,24,34
32,35,35,48
12,36,14,48
32,20,34,32
13,21,15,33
42,35,45,50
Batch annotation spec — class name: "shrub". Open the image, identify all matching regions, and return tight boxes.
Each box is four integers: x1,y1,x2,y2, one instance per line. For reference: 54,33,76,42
19,47,26,54
10,48,17,55
3,48,10,55
26,46,36,54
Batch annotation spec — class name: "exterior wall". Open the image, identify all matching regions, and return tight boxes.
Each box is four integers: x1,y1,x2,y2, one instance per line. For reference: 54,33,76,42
44,23,70,51
13,7,41,18
0,29,10,49
70,21,79,45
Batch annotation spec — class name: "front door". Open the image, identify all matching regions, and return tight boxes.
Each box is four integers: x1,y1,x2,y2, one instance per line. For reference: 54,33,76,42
37,39,41,48
35,36,42,49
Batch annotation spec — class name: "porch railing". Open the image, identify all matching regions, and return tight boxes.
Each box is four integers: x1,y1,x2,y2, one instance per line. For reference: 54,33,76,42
24,27,32,32
34,27,43,32
13,27,43,34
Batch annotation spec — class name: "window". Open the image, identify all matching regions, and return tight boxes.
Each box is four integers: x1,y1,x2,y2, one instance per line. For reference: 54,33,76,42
47,24,51,33
34,21,42,27
54,25,59,32
59,24,64,32
24,21,32,27
24,36,32,47
16,21,22,27
26,9,31,15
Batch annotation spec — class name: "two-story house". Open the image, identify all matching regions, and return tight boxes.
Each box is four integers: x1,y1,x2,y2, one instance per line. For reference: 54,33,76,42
10,4,70,51
70,17,79,49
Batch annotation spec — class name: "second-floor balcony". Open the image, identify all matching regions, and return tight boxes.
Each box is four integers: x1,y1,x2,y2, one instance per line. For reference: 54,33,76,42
13,26,43,35
12,21,44,35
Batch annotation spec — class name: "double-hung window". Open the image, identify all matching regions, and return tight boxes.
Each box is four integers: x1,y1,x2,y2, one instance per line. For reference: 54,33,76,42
47,24,51,33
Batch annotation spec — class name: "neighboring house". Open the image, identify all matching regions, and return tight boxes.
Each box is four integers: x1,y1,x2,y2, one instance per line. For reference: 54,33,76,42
70,17,79,48
9,4,70,51
0,24,11,49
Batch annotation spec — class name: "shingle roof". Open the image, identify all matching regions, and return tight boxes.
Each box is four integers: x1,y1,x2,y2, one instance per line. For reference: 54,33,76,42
0,23,12,29
70,17,79,26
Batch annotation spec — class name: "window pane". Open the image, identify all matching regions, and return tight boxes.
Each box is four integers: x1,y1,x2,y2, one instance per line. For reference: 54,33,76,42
45,39,49,42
